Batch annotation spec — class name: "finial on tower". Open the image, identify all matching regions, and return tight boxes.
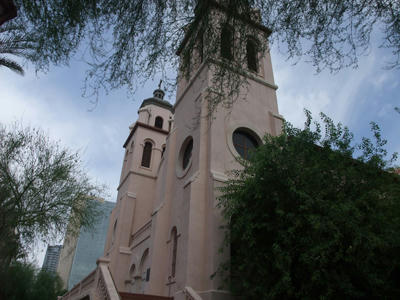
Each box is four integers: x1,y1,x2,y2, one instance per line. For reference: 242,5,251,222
158,79,163,90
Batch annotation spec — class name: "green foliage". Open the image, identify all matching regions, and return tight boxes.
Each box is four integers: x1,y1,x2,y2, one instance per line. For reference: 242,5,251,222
31,269,64,300
219,111,400,299
0,261,65,300
0,123,103,265
4,0,399,102
0,24,36,75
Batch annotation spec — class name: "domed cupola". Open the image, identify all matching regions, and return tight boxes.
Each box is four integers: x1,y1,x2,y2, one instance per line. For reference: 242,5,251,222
153,89,165,100
137,83,174,130
139,86,174,113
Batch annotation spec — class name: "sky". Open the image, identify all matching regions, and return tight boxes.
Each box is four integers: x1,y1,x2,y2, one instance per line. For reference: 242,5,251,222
1,32,399,267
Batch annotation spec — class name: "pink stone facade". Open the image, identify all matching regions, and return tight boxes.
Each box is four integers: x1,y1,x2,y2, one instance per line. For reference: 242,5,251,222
63,4,283,300
103,21,282,300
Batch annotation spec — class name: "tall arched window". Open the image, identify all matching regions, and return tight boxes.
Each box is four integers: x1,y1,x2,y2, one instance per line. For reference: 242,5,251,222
182,139,193,170
221,25,233,60
154,116,163,129
140,249,150,282
161,145,166,158
171,227,178,277
129,264,136,280
247,38,258,72
141,142,152,168
112,220,117,245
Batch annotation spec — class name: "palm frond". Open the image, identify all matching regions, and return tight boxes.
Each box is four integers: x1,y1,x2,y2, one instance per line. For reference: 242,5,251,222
0,24,24,34
0,56,24,75
0,35,35,54
0,25,36,75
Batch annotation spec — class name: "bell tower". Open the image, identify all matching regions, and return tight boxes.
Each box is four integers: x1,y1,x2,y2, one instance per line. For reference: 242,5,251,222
101,1,283,299
63,2,284,300
146,1,284,299
103,87,173,293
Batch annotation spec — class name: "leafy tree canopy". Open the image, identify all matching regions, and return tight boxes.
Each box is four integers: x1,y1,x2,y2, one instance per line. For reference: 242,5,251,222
218,111,400,299
0,261,65,300
0,123,103,266
3,0,399,104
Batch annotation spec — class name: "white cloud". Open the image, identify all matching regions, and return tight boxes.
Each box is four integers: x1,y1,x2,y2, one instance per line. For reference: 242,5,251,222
271,47,390,129
2,30,400,268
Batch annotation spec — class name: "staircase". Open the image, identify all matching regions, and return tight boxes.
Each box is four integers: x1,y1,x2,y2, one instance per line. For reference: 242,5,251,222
60,257,203,300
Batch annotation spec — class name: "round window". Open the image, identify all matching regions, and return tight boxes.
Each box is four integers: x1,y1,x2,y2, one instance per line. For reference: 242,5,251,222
182,139,193,169
232,129,259,159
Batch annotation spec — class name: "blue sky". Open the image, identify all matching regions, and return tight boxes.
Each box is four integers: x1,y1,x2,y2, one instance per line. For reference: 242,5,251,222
1,33,399,266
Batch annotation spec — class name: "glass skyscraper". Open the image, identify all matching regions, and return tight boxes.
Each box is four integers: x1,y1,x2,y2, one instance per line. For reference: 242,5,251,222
42,245,62,273
56,200,115,290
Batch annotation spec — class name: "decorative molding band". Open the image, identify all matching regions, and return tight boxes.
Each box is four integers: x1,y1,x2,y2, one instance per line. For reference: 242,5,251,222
131,170,157,179
208,58,278,90
151,202,164,216
174,56,278,111
211,170,228,182
119,247,132,255
96,257,110,265
117,170,157,190
123,121,169,148
272,112,285,121
126,192,137,199
130,235,150,251
131,219,152,244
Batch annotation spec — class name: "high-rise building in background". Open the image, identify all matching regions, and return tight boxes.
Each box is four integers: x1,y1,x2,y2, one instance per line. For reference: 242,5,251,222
42,245,62,273
56,200,115,290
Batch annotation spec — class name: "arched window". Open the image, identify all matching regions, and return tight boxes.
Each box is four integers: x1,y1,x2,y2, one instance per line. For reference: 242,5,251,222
247,38,258,72
221,25,233,60
130,141,134,153
140,249,150,282
129,264,136,279
141,142,152,168
112,220,117,244
232,129,259,160
161,145,166,158
155,116,163,129
171,227,178,277
182,139,193,169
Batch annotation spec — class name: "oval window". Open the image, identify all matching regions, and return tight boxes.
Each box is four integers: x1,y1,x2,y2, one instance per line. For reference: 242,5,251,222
232,129,259,159
182,139,193,170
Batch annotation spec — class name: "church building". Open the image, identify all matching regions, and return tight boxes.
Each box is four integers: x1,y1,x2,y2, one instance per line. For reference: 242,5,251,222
62,1,283,300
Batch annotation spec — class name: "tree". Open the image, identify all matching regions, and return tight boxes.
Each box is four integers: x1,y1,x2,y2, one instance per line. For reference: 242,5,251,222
0,123,103,266
4,0,399,106
0,261,65,300
218,112,400,299
0,24,35,74
31,268,65,300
